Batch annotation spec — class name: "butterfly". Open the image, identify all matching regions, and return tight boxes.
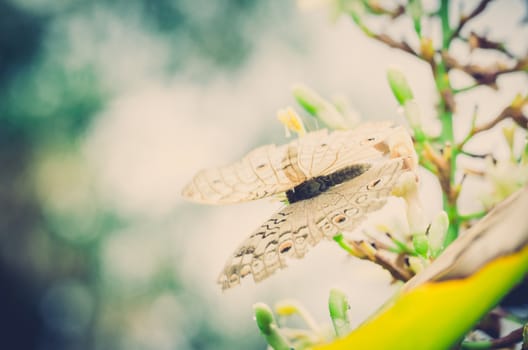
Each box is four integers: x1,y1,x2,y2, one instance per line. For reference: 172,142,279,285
182,121,418,289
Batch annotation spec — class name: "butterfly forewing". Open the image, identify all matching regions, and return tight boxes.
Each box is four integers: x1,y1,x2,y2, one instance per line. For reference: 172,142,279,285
182,142,305,204
182,122,405,204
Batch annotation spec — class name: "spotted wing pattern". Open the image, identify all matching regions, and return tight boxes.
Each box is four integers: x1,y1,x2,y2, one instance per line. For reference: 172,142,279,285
182,123,406,204
218,158,409,289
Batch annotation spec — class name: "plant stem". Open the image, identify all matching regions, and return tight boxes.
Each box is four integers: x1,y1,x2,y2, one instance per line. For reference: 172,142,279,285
459,211,487,222
437,0,461,245
440,0,451,49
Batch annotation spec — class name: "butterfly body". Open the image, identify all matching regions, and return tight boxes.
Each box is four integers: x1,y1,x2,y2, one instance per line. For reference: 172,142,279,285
182,122,417,289
286,163,371,203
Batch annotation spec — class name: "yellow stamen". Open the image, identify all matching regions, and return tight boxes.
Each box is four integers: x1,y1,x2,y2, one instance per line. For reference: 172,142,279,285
277,107,306,137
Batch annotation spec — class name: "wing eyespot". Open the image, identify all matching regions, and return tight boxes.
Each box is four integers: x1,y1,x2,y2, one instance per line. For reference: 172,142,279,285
332,214,348,225
279,241,293,254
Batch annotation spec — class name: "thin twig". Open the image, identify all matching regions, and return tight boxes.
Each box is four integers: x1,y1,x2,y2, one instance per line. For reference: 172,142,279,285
462,326,524,349
453,84,480,94
459,150,491,159
364,2,405,19
349,240,413,282
491,327,523,349
449,0,494,43
458,103,528,149
466,31,516,58
458,211,487,222
371,33,421,59
443,52,528,88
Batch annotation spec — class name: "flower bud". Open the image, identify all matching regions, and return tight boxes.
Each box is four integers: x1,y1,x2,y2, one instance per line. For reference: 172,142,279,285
387,67,414,106
407,256,426,274
428,211,449,256
292,84,354,130
407,0,423,35
403,100,422,130
420,37,434,61
328,288,351,337
253,303,291,350
412,233,429,257
502,124,516,155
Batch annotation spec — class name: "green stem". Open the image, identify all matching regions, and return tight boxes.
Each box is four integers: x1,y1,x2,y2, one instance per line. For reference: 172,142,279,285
254,303,292,350
460,340,493,349
443,193,459,246
333,233,355,255
435,61,460,245
436,0,462,245
458,211,487,222
439,0,451,49
453,84,480,94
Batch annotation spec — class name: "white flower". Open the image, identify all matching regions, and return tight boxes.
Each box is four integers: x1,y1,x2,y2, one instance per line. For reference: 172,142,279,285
482,157,528,207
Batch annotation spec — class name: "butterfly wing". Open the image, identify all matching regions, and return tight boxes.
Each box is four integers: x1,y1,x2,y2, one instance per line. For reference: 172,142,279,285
307,158,407,238
181,140,305,204
182,123,407,204
218,158,410,289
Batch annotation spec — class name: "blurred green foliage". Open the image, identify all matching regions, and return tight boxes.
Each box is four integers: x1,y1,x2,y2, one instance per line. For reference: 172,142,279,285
0,0,292,349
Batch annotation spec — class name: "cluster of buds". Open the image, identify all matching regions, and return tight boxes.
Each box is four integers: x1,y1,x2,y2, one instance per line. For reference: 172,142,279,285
253,288,352,349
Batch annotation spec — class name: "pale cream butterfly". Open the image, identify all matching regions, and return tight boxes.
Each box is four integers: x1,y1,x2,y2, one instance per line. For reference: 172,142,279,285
182,121,418,289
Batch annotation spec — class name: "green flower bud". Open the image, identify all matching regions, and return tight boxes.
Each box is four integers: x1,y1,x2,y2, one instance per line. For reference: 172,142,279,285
412,233,430,258
403,100,422,130
407,0,423,35
292,84,355,130
387,68,414,106
328,288,351,337
428,211,449,256
253,303,291,350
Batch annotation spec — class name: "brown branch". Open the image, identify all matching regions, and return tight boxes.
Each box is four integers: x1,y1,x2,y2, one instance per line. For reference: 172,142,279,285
370,33,421,59
458,98,528,149
449,0,494,43
364,2,405,19
443,52,528,89
466,31,516,58
349,240,413,282
423,142,453,201
488,326,523,348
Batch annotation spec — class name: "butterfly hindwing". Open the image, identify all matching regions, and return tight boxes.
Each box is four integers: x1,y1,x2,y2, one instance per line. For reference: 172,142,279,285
218,158,408,289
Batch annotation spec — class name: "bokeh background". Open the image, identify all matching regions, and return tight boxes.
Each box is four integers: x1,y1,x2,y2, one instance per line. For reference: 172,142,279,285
1,0,527,349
